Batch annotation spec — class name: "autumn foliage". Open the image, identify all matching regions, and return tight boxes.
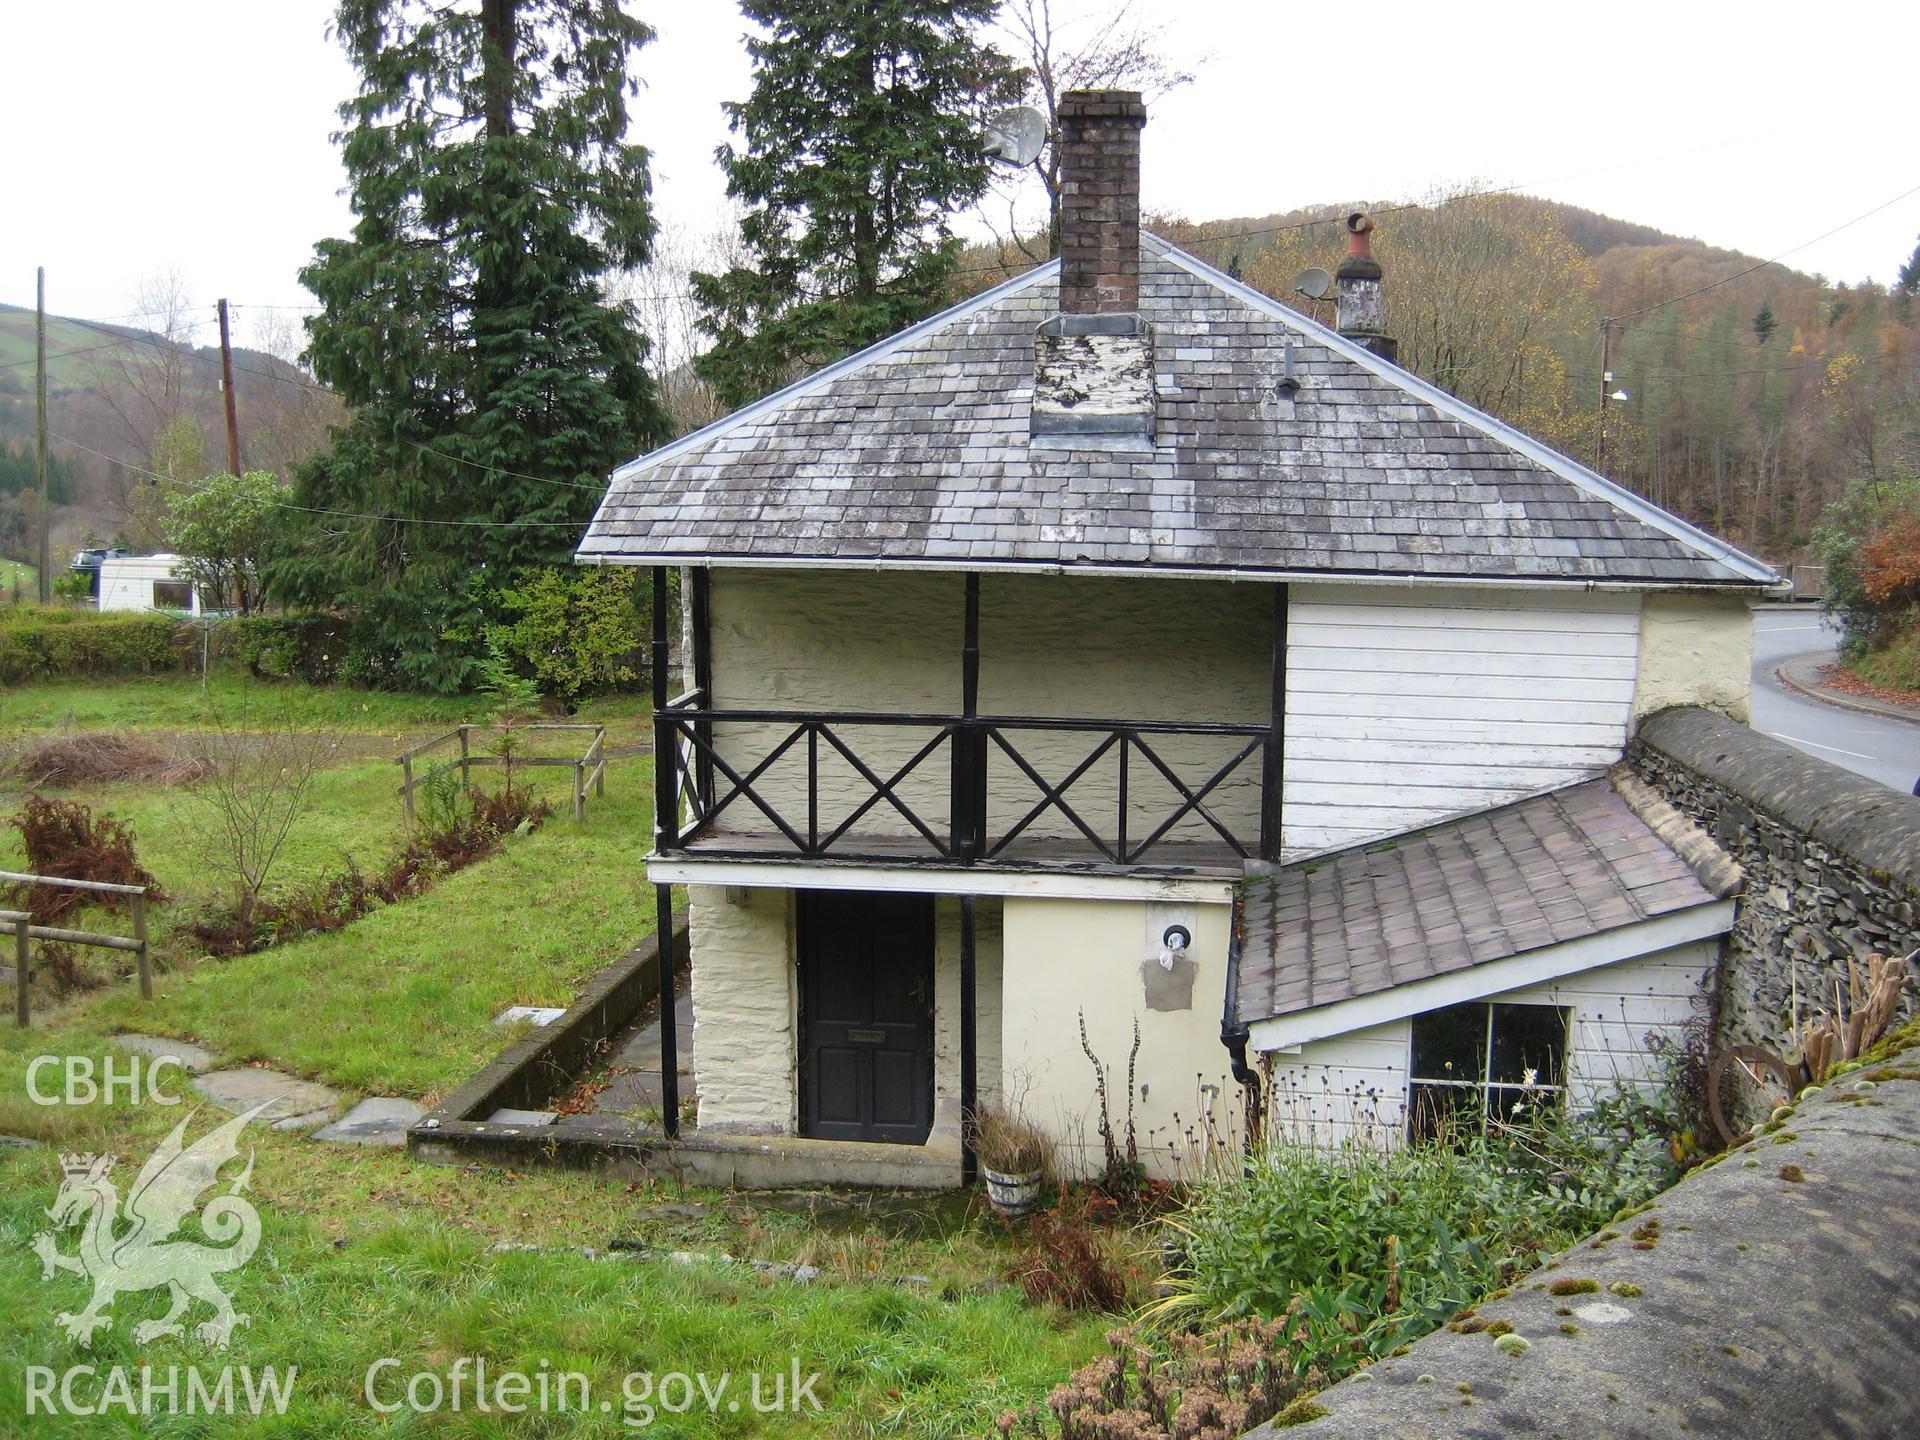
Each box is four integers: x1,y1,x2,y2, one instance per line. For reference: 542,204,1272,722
1860,511,1920,608
4,794,164,924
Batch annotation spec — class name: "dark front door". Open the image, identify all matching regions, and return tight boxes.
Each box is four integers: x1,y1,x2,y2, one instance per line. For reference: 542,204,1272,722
798,891,935,1144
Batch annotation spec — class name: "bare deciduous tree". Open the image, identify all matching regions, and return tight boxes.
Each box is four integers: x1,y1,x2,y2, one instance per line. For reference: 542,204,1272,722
611,212,748,437
85,271,210,540
179,706,341,927
239,309,347,479
989,0,1198,263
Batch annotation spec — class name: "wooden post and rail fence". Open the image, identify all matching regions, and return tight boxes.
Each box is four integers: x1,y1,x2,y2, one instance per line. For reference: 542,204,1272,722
395,723,608,825
1,870,151,1028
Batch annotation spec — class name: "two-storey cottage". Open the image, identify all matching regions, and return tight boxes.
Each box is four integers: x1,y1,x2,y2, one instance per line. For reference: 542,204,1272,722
577,92,1775,1182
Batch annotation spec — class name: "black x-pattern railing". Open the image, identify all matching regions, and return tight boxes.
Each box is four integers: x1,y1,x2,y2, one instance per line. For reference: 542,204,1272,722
656,698,1267,867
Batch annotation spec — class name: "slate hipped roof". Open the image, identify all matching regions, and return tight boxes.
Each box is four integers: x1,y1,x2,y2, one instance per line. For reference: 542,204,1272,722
1232,777,1740,1028
580,234,1775,587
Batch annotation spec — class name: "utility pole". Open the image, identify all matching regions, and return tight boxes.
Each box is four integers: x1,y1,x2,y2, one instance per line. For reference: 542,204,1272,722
217,298,242,476
34,267,50,603
1595,318,1614,474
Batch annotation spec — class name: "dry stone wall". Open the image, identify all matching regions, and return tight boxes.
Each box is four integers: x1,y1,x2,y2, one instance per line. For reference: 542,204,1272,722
1629,707,1920,1056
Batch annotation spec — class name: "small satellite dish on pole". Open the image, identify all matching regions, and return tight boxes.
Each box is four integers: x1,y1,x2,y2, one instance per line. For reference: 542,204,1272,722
1292,267,1333,300
983,106,1047,166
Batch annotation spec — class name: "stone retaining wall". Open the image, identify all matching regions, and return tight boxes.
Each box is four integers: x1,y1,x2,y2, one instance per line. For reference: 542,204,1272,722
1629,707,1920,1058
1255,1040,1920,1439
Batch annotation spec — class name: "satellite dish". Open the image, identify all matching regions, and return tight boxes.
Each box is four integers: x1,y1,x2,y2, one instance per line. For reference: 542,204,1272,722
1293,267,1333,300
983,106,1047,166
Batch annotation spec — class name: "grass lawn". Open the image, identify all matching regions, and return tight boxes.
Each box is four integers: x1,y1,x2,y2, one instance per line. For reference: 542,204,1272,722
0,559,35,596
0,674,1113,1435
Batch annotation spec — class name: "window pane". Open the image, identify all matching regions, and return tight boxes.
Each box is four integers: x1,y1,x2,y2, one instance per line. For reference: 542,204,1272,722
1488,1085,1564,1124
1408,1083,1482,1143
1410,1002,1486,1082
1489,1004,1568,1087
153,580,192,609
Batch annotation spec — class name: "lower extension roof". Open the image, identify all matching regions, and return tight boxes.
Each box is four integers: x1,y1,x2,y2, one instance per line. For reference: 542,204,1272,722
580,234,1777,589
1232,773,1744,1043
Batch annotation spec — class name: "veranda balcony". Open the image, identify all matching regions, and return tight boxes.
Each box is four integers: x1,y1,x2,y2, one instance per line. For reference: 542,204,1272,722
653,698,1278,878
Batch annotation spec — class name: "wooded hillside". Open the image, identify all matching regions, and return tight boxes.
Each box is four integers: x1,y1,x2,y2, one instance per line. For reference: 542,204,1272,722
0,298,340,566
958,192,1920,567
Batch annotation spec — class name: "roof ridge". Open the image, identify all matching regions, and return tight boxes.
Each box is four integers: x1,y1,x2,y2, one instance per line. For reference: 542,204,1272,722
1610,769,1746,899
1143,232,1780,587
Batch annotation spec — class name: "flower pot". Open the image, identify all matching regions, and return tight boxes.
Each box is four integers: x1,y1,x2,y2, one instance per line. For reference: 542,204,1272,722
982,1165,1044,1218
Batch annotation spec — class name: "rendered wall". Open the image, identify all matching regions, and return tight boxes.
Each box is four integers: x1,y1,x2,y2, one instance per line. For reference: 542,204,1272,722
688,884,1004,1137
688,883,796,1134
1632,590,1753,723
706,568,1271,851
707,568,1680,861
1262,938,1716,1148
933,897,1005,1115
999,894,1238,1179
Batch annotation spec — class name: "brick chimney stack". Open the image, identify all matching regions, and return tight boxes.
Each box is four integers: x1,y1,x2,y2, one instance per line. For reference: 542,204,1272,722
1031,90,1155,444
1056,90,1147,314
1335,212,1398,363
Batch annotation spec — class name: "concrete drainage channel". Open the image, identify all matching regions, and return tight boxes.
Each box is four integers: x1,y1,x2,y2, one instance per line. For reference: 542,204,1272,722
406,911,682,1168
408,913,963,1189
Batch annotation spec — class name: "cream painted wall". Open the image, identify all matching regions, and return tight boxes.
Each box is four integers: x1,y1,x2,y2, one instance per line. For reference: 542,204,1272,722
1633,591,1754,724
706,568,1271,853
1262,937,1716,1148
688,883,796,1134
934,897,1004,1114
703,569,1729,864
999,894,1240,1179
688,884,1004,1137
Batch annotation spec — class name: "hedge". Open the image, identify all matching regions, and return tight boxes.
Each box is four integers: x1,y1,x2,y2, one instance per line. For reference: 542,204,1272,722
0,612,182,684
215,614,362,685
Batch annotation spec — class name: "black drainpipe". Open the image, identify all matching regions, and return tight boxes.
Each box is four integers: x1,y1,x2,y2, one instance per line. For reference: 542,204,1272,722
1219,888,1264,1155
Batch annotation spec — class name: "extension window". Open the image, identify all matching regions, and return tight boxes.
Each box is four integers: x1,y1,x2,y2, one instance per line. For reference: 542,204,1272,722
1406,1001,1569,1141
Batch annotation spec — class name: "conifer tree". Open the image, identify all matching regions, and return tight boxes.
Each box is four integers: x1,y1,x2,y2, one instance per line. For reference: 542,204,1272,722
277,0,670,691
693,0,1021,408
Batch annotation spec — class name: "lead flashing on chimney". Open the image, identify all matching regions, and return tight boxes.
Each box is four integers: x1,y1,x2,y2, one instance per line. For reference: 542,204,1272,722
1038,312,1146,337
1032,312,1157,441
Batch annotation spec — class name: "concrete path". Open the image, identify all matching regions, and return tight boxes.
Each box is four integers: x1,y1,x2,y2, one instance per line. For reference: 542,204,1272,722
312,1097,424,1147
591,988,696,1119
1259,1044,1920,1439
1751,609,1918,793
113,1034,219,1074
193,1068,342,1131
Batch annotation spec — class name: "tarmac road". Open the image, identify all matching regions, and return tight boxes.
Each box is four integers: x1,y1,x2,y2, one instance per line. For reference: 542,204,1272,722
1750,607,1919,793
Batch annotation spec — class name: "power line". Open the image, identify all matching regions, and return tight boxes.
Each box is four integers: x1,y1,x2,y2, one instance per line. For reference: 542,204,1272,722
0,336,152,372
55,312,614,495
47,431,594,530
1608,180,1920,324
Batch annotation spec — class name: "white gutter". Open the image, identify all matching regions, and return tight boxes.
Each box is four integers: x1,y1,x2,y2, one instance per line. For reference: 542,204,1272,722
576,550,1777,595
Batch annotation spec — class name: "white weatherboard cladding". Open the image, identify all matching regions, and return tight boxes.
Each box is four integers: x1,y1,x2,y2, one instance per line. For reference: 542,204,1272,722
707,568,1271,850
1264,938,1715,1148
1283,585,1641,854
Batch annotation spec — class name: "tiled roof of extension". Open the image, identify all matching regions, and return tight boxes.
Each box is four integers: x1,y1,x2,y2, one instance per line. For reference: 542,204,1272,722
1233,776,1740,1028
580,234,1775,587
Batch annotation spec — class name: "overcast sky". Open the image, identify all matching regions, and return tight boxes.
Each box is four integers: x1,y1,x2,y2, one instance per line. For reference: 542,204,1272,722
4,0,1915,352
